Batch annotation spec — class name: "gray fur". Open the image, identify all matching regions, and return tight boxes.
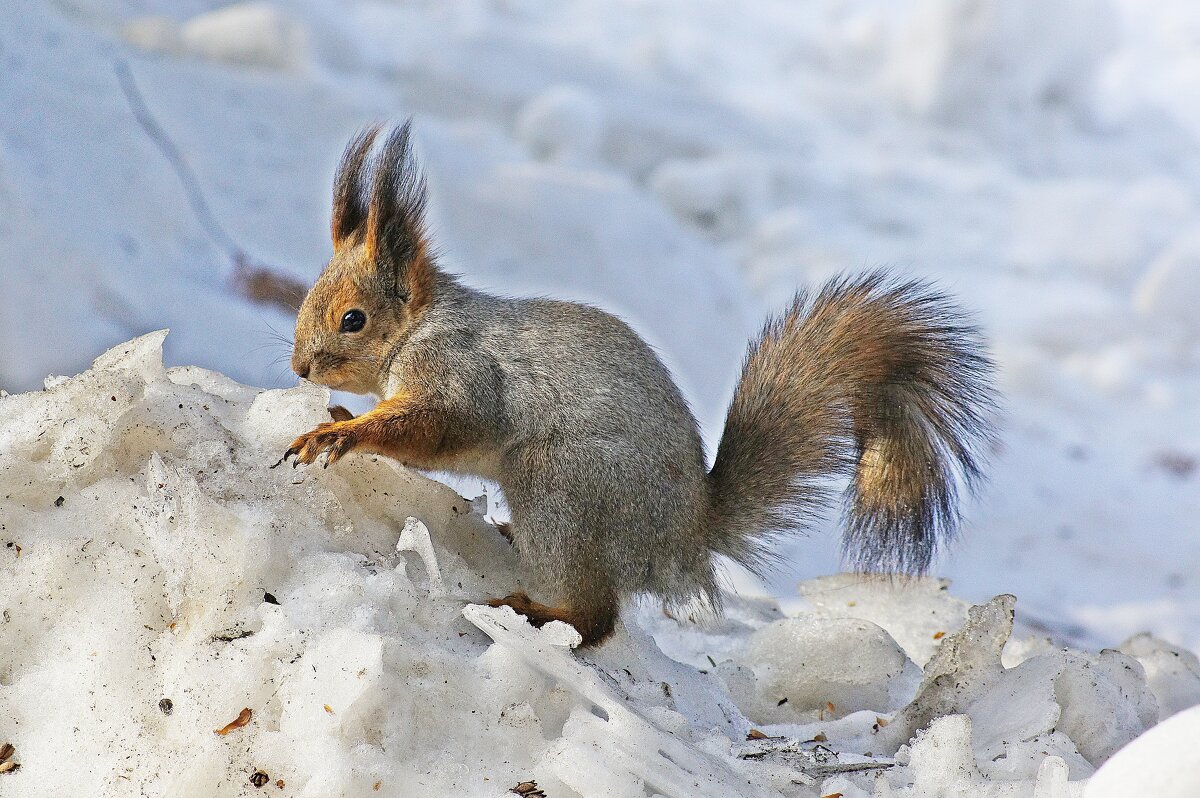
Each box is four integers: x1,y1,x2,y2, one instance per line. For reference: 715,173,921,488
294,124,999,642
389,281,716,613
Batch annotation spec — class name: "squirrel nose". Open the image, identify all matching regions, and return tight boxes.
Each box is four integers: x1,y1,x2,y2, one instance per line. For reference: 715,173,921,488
292,357,311,380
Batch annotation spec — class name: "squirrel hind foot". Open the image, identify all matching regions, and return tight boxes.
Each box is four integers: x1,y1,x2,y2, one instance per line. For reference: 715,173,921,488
486,591,616,647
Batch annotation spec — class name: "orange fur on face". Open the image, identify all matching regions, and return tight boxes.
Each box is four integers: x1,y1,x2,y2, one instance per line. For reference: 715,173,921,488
293,122,440,397
406,239,436,314
293,249,438,394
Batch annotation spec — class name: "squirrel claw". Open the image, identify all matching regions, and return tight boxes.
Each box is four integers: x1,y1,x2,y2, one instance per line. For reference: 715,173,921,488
283,421,359,467
274,446,301,469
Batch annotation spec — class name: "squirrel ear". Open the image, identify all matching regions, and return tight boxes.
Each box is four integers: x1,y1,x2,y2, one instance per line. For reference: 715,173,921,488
364,120,433,303
331,125,383,249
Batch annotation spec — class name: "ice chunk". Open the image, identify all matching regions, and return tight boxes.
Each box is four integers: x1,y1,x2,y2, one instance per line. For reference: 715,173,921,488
884,717,1088,797
1053,649,1157,765
89,329,169,381
877,594,1015,753
395,517,445,597
965,652,1068,772
464,603,761,797
878,592,1155,779
733,615,921,723
277,628,385,736
962,646,1155,776
1119,632,1200,720
798,573,971,667
897,715,983,795
1034,756,1073,798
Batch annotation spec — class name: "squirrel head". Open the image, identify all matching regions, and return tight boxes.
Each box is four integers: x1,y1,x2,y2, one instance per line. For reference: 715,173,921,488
292,122,438,396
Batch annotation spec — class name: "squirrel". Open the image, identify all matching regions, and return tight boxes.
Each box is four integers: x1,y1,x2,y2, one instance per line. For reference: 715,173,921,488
283,121,997,647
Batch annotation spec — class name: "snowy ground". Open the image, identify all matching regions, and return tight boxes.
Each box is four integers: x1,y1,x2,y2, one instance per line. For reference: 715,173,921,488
1,0,1199,795
2,334,1198,796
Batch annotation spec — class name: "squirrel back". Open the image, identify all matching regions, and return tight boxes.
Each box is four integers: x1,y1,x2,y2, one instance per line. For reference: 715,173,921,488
286,122,998,646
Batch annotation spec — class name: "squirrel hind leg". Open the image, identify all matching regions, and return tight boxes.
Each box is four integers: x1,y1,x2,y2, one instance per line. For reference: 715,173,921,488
486,591,617,647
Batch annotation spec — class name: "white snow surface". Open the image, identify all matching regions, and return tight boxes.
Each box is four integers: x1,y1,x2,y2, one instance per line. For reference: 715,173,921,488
2,0,1200,793
0,333,1195,796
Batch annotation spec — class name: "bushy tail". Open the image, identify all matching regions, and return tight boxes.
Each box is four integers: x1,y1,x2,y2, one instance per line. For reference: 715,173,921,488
706,272,997,576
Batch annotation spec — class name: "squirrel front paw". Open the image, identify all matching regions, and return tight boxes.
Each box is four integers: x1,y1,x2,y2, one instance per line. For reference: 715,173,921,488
279,420,359,468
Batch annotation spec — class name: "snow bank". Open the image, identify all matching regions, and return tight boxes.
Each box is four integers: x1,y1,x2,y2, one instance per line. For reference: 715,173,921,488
1134,227,1200,344
124,4,309,71
885,0,1116,136
1,334,1197,795
0,333,764,797
1086,704,1200,797
649,154,771,237
516,85,606,164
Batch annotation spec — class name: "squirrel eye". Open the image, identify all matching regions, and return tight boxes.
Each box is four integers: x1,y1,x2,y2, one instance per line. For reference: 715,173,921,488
339,309,367,333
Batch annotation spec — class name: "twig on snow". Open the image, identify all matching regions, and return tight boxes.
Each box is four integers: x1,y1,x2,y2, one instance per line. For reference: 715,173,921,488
113,59,309,313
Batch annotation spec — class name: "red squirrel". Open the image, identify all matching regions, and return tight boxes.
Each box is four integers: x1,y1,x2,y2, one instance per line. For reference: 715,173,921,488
283,123,997,646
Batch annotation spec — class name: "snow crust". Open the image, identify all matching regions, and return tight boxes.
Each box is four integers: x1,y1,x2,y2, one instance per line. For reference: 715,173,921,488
0,335,1196,796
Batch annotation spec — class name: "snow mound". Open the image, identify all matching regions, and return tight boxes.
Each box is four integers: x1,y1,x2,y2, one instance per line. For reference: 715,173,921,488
1,334,1197,796
1086,704,1200,798
0,333,766,797
124,3,308,70
516,85,606,163
730,616,922,722
886,0,1116,136
1119,633,1200,720
1134,226,1200,344
648,154,770,237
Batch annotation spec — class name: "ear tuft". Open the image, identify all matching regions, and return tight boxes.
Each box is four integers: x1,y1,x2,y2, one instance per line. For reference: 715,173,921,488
364,121,430,286
331,124,383,248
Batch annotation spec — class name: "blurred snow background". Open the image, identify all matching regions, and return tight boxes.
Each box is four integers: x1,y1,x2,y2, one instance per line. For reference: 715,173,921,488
1,0,1198,653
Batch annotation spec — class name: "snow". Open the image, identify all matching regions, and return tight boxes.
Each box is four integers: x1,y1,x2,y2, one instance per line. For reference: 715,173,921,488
734,616,923,721
516,85,606,164
1085,705,1200,798
3,333,1196,796
124,3,309,70
2,0,1200,793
